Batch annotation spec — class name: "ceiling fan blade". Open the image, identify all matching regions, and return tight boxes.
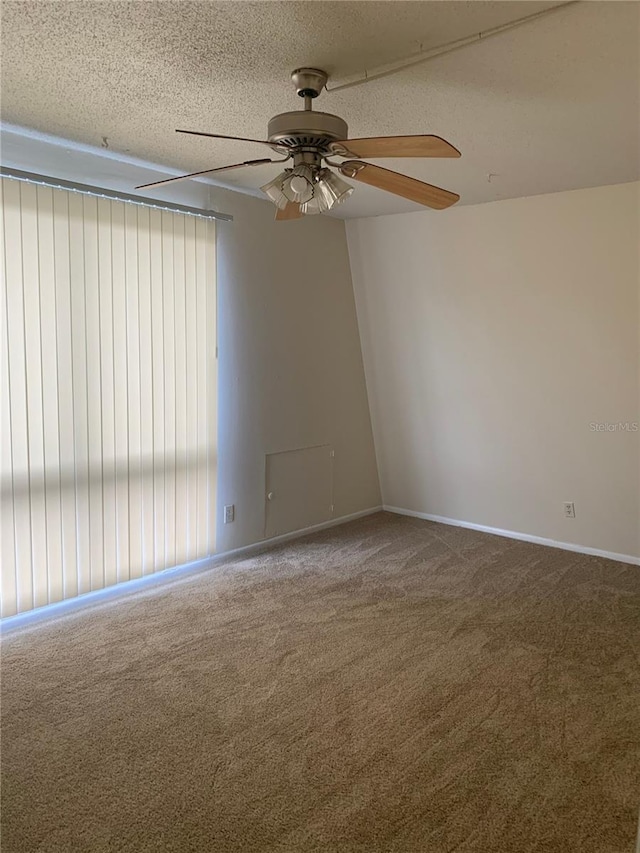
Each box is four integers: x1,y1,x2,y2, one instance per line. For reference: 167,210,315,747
135,159,275,190
339,161,459,210
275,202,304,221
176,129,276,147
331,135,461,159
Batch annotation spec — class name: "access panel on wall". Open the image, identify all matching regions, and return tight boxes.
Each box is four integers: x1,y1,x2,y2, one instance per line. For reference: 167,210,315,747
264,445,334,539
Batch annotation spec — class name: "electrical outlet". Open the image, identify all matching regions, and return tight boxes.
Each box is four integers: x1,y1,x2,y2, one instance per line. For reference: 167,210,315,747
224,504,235,524
563,502,575,518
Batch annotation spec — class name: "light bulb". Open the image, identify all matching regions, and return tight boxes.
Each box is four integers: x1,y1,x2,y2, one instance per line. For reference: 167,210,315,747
289,175,309,195
282,165,315,204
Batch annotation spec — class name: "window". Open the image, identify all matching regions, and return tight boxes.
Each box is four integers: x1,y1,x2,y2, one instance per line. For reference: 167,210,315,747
1,177,217,616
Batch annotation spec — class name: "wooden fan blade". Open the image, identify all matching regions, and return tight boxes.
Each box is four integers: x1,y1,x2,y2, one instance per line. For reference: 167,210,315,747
275,202,304,221
331,135,461,159
340,161,459,210
136,159,274,190
176,129,276,147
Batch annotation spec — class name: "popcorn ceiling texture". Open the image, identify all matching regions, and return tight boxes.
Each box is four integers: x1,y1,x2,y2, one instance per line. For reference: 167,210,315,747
2,512,640,851
1,1,638,218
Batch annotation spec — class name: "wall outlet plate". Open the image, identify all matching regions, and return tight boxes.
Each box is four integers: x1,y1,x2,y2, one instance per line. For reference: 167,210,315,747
224,504,235,524
563,501,575,518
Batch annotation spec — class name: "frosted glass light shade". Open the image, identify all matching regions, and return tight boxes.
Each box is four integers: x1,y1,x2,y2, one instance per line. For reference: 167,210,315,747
317,169,354,207
300,194,327,215
260,171,290,210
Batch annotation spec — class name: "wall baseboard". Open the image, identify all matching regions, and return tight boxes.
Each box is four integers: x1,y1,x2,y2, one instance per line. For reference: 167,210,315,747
0,506,383,634
383,505,640,566
222,506,384,561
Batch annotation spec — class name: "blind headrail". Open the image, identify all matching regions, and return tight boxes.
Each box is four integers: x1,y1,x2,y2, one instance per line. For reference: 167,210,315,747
0,167,233,222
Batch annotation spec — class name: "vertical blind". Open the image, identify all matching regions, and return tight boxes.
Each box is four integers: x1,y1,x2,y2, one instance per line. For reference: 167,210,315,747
1,177,217,617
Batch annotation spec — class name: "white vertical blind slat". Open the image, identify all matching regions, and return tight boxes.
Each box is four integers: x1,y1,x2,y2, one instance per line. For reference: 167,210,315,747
1,178,216,617
111,202,130,584
195,219,208,558
136,206,155,576
36,186,64,604
206,220,217,547
1,297,17,616
1,183,18,617
149,210,165,573
184,216,198,561
124,204,142,580
162,212,176,571
173,216,188,567
83,196,105,592
69,192,92,596
21,184,49,609
3,180,33,611
53,190,79,601
97,198,118,590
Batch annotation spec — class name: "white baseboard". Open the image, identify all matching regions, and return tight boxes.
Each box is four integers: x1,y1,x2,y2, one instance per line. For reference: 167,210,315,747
383,505,640,566
221,506,383,561
1,506,383,633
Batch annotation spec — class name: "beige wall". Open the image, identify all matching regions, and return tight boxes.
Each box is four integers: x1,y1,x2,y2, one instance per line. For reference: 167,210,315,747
212,187,381,551
347,182,640,560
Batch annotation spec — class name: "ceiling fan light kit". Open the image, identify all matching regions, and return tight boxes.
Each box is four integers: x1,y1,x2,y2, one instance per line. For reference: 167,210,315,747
137,67,462,219
261,165,354,216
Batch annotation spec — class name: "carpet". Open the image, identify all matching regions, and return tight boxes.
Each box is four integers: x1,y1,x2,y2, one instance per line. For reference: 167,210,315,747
2,512,639,852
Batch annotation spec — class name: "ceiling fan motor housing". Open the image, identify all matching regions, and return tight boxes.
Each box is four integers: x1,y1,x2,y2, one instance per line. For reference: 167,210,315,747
267,110,349,152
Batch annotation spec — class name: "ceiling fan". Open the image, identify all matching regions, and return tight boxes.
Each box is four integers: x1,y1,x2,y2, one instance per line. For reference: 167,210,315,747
136,68,461,219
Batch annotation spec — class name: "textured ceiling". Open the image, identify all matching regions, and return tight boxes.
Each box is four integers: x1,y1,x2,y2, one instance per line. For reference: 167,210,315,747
1,1,639,218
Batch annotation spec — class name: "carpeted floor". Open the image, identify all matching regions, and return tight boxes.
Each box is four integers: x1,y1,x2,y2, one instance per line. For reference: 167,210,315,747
2,512,639,852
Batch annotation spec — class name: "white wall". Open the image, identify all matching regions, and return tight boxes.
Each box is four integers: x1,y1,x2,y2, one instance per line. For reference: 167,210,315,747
347,182,640,560
2,127,381,557
212,186,381,551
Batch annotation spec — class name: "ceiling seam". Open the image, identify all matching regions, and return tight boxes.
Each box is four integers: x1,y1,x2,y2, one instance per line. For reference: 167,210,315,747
324,1,580,92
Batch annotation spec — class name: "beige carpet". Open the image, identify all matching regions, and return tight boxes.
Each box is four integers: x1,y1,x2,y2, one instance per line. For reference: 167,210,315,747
2,512,639,852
